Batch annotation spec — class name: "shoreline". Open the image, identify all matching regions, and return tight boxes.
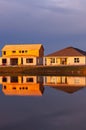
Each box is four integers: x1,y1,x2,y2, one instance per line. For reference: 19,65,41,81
0,65,86,76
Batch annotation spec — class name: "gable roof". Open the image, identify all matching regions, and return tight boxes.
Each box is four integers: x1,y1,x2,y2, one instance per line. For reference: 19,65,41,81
52,86,84,94
46,46,86,57
2,44,44,51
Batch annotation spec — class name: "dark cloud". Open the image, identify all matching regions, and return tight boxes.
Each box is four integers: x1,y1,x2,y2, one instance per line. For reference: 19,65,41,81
0,0,86,53
37,4,79,14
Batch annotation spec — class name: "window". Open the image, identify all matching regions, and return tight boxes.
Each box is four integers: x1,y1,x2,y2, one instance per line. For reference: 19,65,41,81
25,50,28,53
4,86,6,89
12,87,16,90
3,51,6,55
51,58,55,63
19,87,28,90
26,78,33,82
19,50,27,53
19,51,21,53
74,58,80,63
2,77,7,82
26,58,33,63
10,58,18,65
12,51,16,53
61,77,67,84
51,77,57,84
11,76,18,83
2,59,7,64
22,50,24,53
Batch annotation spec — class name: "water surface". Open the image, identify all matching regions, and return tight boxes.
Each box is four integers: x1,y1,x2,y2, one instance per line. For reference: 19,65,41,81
0,75,86,130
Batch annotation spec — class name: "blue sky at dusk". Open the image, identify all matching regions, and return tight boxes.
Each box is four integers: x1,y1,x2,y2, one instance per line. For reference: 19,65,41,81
0,0,86,54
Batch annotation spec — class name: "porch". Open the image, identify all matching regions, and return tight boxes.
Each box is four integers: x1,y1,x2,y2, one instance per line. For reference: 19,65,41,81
0,57,41,66
44,57,67,66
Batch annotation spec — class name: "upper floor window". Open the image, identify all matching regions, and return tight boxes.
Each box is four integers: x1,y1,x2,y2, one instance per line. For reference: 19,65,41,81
22,50,24,53
3,51,6,55
25,50,28,53
19,51,21,53
19,50,28,53
4,86,6,90
12,87,16,90
12,51,16,53
74,58,80,63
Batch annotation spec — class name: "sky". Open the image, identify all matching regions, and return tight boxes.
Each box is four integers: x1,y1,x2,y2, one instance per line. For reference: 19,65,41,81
0,0,86,54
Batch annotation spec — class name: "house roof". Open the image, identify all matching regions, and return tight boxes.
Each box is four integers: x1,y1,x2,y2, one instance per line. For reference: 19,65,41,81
2,44,43,51
52,86,84,94
46,46,86,57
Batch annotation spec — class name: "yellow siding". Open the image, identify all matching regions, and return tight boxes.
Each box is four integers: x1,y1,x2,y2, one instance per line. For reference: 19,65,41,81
2,83,43,96
2,50,40,57
2,44,44,57
28,50,39,56
18,57,21,65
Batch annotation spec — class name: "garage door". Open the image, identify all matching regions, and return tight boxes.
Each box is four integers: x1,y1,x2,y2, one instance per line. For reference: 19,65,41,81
10,58,18,65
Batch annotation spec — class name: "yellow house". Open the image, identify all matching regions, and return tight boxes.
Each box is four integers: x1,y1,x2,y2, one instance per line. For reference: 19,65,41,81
0,44,44,66
44,46,86,66
1,76,44,96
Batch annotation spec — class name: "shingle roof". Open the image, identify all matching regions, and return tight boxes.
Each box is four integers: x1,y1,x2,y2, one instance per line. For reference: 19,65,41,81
46,46,86,57
52,86,83,94
2,44,43,51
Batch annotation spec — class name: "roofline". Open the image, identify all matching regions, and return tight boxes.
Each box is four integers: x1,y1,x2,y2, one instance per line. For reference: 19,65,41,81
1,43,44,50
45,46,86,57
44,55,86,57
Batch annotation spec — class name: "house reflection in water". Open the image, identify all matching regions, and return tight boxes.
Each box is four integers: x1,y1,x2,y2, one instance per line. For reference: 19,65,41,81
0,76,44,96
0,75,86,95
44,76,86,93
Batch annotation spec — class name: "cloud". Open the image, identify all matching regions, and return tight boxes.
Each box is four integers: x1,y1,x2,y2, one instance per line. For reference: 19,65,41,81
48,0,86,11
0,0,84,15
0,0,86,37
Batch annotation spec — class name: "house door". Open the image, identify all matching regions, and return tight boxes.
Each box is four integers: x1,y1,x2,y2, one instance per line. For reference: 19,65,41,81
10,58,18,65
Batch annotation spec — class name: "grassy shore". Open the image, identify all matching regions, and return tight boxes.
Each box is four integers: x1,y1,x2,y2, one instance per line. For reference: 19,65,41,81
0,65,86,76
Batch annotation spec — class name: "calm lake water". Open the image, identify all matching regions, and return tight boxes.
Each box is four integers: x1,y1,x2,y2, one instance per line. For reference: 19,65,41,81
0,75,86,130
